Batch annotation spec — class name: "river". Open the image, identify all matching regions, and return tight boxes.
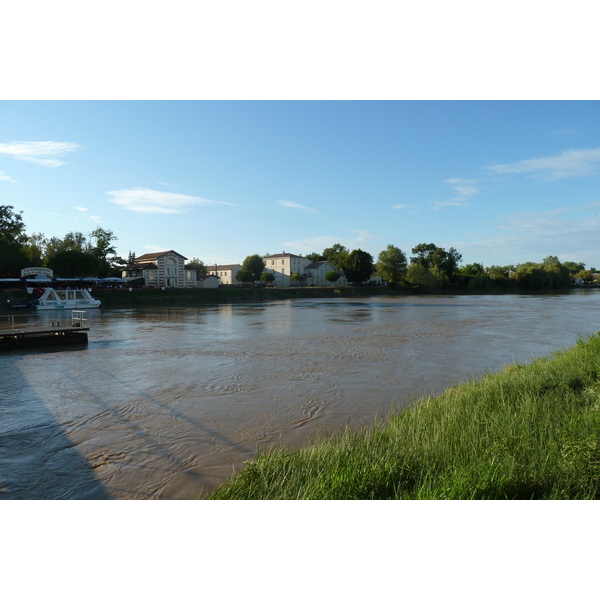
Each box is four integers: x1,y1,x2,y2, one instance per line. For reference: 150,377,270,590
1,291,599,499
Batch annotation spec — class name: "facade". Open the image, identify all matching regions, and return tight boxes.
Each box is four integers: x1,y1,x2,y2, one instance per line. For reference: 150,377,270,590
207,264,242,285
122,250,196,288
304,261,348,286
196,275,220,289
262,253,347,287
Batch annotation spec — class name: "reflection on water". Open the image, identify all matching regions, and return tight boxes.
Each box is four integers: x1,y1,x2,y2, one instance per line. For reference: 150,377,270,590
1,292,599,499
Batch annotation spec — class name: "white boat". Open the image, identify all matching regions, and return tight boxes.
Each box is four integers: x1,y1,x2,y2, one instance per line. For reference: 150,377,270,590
35,288,101,310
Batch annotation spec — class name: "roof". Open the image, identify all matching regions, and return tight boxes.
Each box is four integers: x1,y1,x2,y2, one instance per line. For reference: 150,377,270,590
209,264,241,270
123,262,158,270
264,252,304,259
135,250,187,261
305,261,331,269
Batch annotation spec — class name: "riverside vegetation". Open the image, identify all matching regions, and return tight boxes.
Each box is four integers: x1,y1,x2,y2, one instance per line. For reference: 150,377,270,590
209,333,600,500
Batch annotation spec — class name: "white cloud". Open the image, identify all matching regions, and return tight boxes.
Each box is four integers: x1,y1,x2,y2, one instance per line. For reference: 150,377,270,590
0,141,81,167
73,206,89,212
0,170,17,183
393,204,414,210
277,200,318,214
485,148,600,181
284,230,383,255
105,188,236,213
457,205,600,266
433,178,480,208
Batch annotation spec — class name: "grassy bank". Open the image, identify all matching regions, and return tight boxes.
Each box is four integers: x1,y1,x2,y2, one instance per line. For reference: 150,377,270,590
209,333,600,500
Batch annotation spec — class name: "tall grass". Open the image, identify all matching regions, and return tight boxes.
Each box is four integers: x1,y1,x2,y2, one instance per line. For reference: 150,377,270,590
209,333,600,499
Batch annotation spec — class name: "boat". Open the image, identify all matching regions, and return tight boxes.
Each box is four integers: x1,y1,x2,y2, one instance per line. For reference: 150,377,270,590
0,310,90,351
34,288,101,310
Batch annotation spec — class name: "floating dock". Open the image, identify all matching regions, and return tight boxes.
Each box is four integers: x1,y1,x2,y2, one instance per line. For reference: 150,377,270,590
0,311,90,351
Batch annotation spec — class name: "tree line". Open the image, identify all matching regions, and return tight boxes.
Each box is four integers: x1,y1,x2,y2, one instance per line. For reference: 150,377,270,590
1,205,594,291
0,205,122,278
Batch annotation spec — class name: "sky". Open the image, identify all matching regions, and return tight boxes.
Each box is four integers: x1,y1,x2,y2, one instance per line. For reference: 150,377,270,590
1,100,599,270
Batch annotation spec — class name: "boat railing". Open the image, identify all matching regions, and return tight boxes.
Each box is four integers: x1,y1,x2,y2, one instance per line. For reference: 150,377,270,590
71,310,87,328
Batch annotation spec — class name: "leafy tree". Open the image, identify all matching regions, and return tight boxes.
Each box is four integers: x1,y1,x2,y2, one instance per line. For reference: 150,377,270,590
410,243,438,269
0,205,29,276
343,249,374,284
322,244,349,269
460,263,485,277
563,261,586,275
187,257,207,276
235,269,254,285
411,243,462,281
404,263,438,290
325,270,340,286
376,244,407,284
306,252,325,262
89,227,119,275
260,271,275,285
242,254,265,282
47,249,99,277
22,232,47,266
290,272,302,286
0,205,27,247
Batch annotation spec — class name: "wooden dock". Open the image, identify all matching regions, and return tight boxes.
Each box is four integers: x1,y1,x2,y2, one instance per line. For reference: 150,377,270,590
0,311,90,351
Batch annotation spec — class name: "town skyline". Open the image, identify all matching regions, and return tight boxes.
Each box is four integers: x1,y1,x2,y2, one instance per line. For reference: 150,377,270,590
2,101,599,273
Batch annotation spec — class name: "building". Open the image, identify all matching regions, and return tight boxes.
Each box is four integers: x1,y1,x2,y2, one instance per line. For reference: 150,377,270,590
207,264,242,286
196,274,220,289
122,250,196,288
262,252,346,287
304,261,348,286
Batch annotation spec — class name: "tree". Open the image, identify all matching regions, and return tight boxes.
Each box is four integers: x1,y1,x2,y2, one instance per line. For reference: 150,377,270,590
47,249,99,277
22,232,47,266
343,249,374,285
260,271,275,285
235,269,254,285
322,244,349,269
0,205,27,248
325,270,340,286
376,244,407,284
242,254,265,282
306,252,325,262
410,243,462,281
563,261,586,274
404,263,439,290
460,263,485,277
187,257,207,276
0,205,29,276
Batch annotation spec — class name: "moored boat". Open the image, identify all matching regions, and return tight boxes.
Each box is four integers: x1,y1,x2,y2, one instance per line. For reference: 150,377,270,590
35,288,101,310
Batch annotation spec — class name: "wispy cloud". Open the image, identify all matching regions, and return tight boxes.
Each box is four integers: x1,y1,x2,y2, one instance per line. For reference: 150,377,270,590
0,170,17,183
278,200,318,214
284,230,383,256
458,204,600,266
73,206,89,212
0,141,81,167
485,148,600,181
393,204,414,210
433,178,480,208
105,188,236,214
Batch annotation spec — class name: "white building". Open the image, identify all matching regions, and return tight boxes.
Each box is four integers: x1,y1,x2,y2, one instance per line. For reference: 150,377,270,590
207,264,242,286
262,253,346,287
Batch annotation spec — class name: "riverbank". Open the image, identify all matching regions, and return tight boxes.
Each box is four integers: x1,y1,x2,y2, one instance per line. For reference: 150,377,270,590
0,286,399,313
209,332,600,500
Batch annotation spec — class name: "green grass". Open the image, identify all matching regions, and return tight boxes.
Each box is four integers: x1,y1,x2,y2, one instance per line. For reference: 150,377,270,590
209,333,600,500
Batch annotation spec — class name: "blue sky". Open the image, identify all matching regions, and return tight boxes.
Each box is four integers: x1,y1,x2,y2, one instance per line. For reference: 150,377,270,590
2,100,599,270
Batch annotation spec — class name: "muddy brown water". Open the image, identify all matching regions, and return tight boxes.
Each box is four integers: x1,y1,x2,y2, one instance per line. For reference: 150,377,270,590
1,291,599,499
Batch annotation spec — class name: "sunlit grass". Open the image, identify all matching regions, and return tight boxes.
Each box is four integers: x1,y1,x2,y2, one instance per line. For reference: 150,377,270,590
209,333,600,500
